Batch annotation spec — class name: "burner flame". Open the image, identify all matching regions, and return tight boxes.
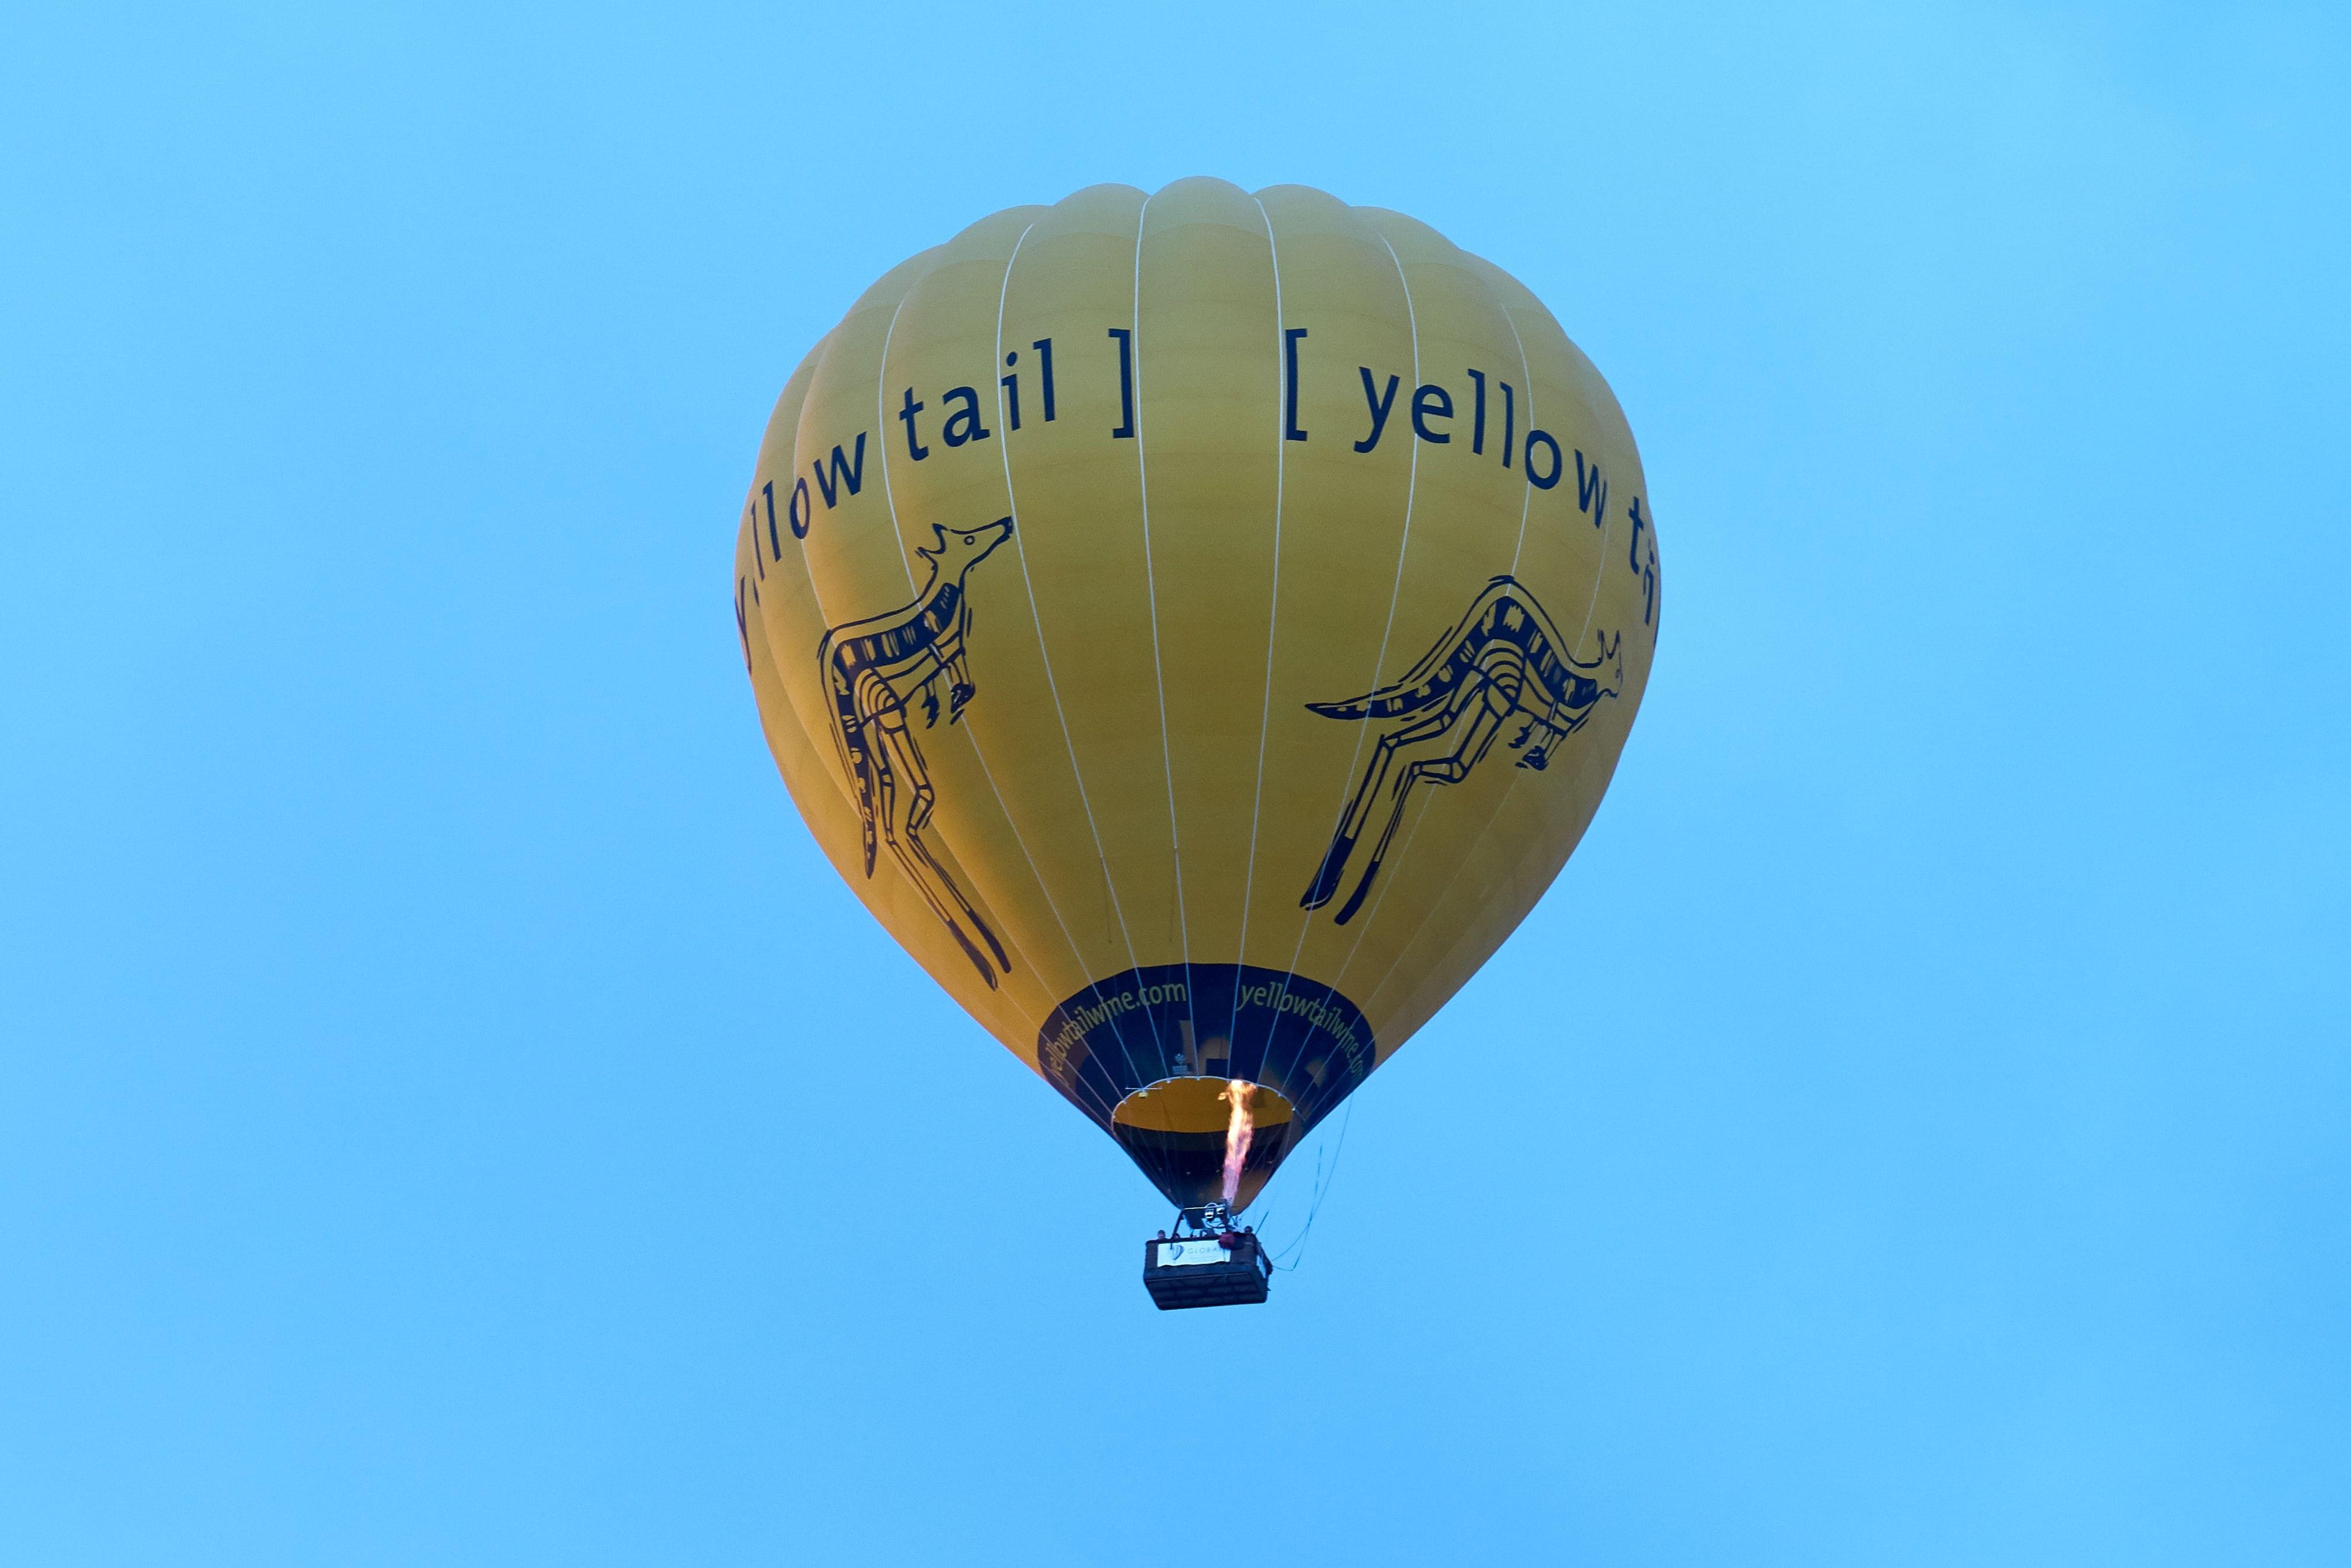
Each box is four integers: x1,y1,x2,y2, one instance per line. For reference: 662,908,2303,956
1220,1080,1257,1207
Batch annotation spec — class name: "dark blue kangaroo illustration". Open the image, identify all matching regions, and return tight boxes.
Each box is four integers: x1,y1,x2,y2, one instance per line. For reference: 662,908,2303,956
818,517,1015,988
1302,577,1623,926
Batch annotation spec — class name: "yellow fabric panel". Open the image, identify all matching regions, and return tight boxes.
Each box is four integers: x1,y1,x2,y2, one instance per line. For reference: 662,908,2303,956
1129,177,1283,971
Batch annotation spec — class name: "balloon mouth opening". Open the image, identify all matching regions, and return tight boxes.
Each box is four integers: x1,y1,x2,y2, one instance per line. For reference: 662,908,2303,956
1111,1077,1296,1211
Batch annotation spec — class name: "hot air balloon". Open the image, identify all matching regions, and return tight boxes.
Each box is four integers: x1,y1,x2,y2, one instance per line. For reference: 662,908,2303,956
731,180,1659,1305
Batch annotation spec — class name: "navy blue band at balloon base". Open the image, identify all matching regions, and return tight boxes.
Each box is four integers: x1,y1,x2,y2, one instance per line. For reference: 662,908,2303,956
1036,963,1375,1135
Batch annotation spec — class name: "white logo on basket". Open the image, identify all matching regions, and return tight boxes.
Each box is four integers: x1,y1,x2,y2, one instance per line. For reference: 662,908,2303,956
1157,1241,1224,1268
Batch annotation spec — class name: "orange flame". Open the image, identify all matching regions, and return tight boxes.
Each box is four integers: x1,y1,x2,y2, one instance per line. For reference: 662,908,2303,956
1221,1080,1257,1207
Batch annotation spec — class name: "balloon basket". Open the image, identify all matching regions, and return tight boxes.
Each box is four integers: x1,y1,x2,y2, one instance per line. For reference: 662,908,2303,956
1142,1204,1272,1311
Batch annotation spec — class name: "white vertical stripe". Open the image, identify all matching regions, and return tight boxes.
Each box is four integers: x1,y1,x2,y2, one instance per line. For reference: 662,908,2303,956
1346,290,1622,1018
755,293,1117,1125
1128,194,1194,1018
1273,226,1426,1008
1330,289,1546,984
865,234,1139,1112
1227,192,1289,1055
982,202,1168,1074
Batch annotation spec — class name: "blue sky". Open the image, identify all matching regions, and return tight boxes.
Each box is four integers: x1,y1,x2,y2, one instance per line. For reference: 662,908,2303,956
4,2,2346,1563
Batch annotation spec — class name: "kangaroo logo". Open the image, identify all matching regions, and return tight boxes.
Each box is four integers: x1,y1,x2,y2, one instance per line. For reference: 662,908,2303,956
818,517,1015,988
1301,577,1623,926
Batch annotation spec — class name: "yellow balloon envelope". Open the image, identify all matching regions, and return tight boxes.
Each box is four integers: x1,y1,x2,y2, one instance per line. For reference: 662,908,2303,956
733,180,1659,1211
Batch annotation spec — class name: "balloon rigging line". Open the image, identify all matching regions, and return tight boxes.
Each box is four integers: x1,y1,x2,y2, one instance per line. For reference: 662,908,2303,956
1351,296,1627,1021
1499,302,1539,577
739,507,1113,1124
1225,193,1290,1067
1330,789,1436,987
1270,1103,1353,1271
802,225,1130,1114
963,216,1163,1096
873,270,934,597
765,318,1063,1072
816,257,1126,1125
1269,226,1424,1066
866,269,1065,991
963,218,1169,1081
744,463,1120,1129
865,282,1059,1032
1326,284,1542,999
1126,193,1198,1029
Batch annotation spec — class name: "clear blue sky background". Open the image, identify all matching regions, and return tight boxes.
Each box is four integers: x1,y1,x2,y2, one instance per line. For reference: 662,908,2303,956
4,3,2346,1563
